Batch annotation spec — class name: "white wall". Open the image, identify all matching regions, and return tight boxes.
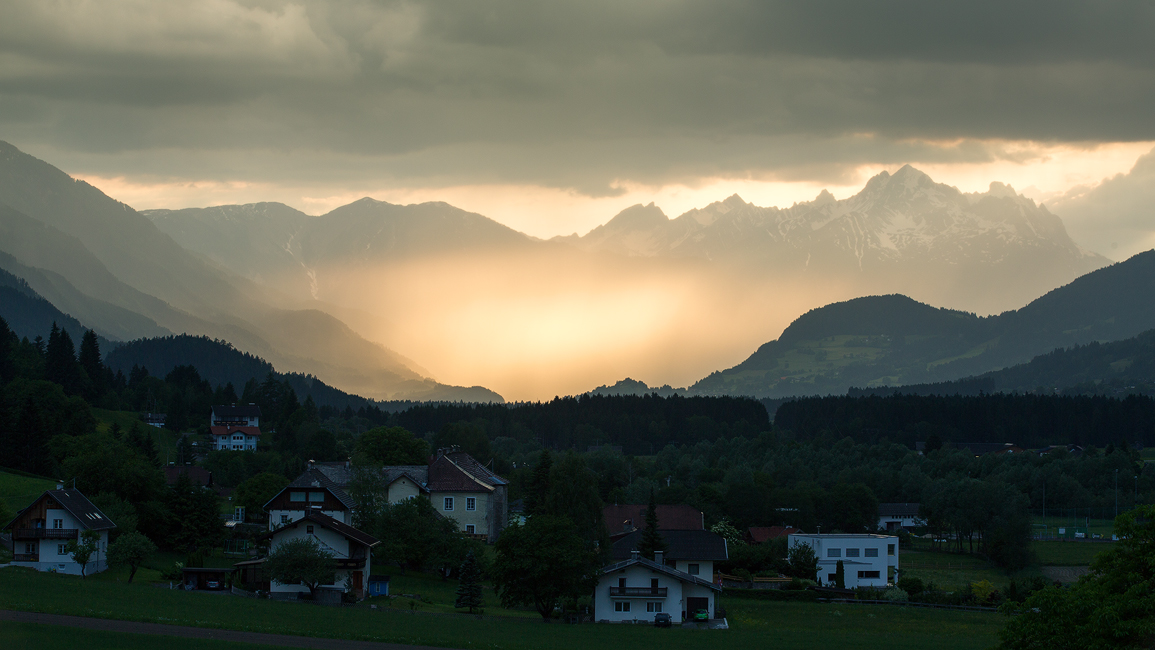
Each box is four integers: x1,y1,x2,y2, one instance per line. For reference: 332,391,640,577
788,534,898,588
595,564,685,623
13,509,110,576
386,477,421,503
268,521,369,595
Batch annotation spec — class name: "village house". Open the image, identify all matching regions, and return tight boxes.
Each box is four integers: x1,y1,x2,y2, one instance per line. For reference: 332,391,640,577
603,503,704,540
3,485,116,576
264,465,355,528
877,503,925,531
209,404,262,451
788,533,899,589
610,528,728,581
747,525,802,544
314,448,510,543
263,509,379,602
595,550,722,623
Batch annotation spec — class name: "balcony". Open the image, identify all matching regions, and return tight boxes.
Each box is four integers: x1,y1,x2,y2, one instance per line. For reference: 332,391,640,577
13,554,39,562
13,528,78,540
608,586,668,598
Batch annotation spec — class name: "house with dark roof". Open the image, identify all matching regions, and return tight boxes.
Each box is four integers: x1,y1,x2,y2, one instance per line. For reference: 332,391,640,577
603,504,704,539
610,528,728,582
210,404,262,451
3,484,116,575
595,550,722,623
877,503,925,531
263,509,380,601
264,465,357,529
313,449,509,543
748,525,801,544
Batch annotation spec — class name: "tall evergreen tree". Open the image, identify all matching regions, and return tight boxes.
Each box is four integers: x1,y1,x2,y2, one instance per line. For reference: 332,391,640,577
455,549,484,614
525,449,552,517
0,316,15,385
78,329,105,399
638,491,668,560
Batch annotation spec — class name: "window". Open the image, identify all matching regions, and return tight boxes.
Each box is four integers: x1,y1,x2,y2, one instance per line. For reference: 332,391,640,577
24,543,34,554
466,525,475,534
688,563,700,575
306,525,314,534
846,548,860,557
58,544,66,555
647,602,663,612
827,548,841,558
308,492,325,502
444,497,454,511
858,571,881,579
615,601,631,612
888,544,896,556
865,548,879,557
53,519,63,529
281,514,290,524
466,497,476,511
290,491,306,502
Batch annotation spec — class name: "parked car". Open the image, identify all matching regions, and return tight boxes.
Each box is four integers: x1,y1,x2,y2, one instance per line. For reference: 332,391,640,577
693,609,709,622
206,580,221,590
654,612,672,628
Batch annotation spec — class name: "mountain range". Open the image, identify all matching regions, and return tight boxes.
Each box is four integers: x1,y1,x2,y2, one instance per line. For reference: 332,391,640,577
0,141,499,403
692,250,1155,398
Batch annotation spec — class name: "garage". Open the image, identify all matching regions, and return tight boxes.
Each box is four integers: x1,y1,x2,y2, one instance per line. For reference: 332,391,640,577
686,596,709,619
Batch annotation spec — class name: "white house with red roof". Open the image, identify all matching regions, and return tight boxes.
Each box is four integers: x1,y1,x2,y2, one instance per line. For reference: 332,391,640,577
210,404,262,451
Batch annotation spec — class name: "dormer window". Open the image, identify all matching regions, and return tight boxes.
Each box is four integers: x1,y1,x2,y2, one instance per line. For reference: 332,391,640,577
308,492,325,502
290,491,306,502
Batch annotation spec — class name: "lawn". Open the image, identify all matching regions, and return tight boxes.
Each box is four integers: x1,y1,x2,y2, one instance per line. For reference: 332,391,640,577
899,550,1042,592
1031,541,1114,566
2,622,281,650
1030,515,1117,539
92,409,180,465
0,567,1002,650
0,469,57,513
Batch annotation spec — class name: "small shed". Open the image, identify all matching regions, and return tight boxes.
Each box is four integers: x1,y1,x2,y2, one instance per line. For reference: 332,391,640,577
367,575,390,597
181,566,234,590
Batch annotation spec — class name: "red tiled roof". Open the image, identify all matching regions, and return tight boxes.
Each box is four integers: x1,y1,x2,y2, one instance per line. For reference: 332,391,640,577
603,504,704,535
748,526,800,543
209,426,261,437
427,452,506,492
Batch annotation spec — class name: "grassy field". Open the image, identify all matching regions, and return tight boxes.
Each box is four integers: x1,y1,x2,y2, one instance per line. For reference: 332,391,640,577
92,409,180,465
899,550,1042,592
1031,541,1114,566
2,622,282,650
0,469,57,513
0,567,1002,650
1030,515,1117,539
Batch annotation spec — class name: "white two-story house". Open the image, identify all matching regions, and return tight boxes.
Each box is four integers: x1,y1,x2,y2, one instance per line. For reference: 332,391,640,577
788,533,899,589
595,550,722,623
878,503,925,531
209,404,262,451
3,485,116,576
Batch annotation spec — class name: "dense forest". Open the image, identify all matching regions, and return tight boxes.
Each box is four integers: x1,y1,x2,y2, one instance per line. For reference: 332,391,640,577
2,314,1152,574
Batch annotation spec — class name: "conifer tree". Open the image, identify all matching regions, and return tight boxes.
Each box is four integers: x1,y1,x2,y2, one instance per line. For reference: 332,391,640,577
455,549,484,614
525,450,552,517
78,329,105,399
638,491,668,561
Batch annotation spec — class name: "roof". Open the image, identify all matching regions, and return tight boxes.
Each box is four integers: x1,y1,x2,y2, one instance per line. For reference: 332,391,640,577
313,463,430,494
604,504,704,535
271,509,380,548
610,529,728,562
956,442,1025,456
789,533,898,540
209,426,261,437
600,556,721,592
878,503,921,517
427,451,507,492
3,489,117,532
212,404,262,419
748,526,800,543
163,466,213,486
265,468,356,510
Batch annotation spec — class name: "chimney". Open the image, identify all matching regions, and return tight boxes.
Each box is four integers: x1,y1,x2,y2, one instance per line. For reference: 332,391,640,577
56,481,64,490
308,459,315,469
631,549,639,560
654,551,664,564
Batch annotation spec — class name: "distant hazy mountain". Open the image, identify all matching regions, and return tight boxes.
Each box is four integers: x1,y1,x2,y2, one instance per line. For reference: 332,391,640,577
586,377,686,398
561,165,1109,313
0,265,116,352
144,198,537,301
692,250,1155,398
0,141,502,402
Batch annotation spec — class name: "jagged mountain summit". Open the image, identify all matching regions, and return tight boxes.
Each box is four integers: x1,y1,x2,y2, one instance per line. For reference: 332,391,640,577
561,165,1109,313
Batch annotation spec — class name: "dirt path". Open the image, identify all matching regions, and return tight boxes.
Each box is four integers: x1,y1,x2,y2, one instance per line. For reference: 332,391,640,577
1040,566,1090,583
0,609,453,650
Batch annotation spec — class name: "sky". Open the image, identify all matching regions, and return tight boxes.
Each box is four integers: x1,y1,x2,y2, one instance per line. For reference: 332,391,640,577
3,1,1155,254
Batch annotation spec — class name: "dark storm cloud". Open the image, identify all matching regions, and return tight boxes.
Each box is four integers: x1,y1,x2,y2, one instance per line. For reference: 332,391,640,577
1,1,1153,193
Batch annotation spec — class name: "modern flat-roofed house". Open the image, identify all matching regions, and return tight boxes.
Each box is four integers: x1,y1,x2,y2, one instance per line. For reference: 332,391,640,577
595,550,722,623
3,485,116,575
210,404,262,451
788,533,898,589
878,503,925,531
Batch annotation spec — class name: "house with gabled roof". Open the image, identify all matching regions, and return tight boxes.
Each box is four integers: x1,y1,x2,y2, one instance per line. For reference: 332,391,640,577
3,484,116,575
264,465,356,529
210,404,262,451
313,449,509,543
748,525,802,544
877,503,925,531
595,550,722,623
610,528,728,580
603,504,704,539
263,509,379,602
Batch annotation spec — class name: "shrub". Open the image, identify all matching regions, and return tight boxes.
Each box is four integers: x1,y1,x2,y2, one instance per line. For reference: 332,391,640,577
882,587,909,602
897,576,924,596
